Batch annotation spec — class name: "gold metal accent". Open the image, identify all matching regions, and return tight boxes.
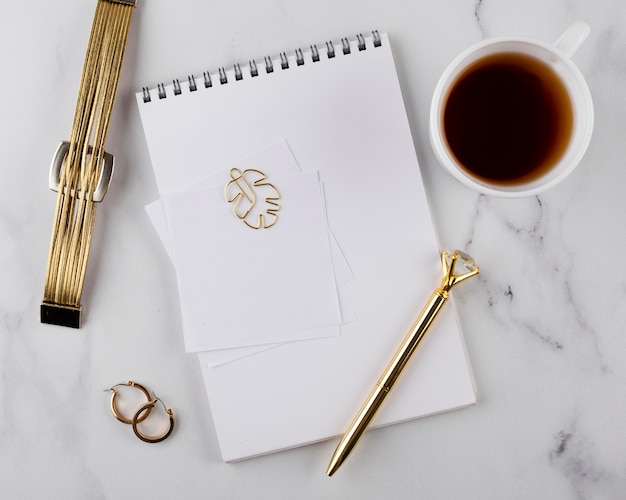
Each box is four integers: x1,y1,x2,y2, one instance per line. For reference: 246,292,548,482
225,168,280,229
132,398,175,443
326,250,479,476
107,381,152,424
41,0,137,327
49,141,114,203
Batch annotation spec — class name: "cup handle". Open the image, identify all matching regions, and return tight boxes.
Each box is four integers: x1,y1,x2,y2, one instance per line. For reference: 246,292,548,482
554,21,590,58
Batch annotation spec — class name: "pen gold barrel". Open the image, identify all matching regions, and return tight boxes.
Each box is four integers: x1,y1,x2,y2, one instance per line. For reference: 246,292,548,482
326,290,448,476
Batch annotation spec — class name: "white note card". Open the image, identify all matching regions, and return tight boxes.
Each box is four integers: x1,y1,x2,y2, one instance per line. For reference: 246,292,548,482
163,168,342,352
145,141,355,365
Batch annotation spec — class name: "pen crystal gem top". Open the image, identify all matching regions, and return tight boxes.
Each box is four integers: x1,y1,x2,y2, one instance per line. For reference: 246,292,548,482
440,249,479,292
41,0,137,328
326,250,479,476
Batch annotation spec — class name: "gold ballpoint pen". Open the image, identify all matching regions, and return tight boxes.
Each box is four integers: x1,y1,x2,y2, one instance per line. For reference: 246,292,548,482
326,250,479,476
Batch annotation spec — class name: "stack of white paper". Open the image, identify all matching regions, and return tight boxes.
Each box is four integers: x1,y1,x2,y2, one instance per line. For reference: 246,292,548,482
147,141,354,364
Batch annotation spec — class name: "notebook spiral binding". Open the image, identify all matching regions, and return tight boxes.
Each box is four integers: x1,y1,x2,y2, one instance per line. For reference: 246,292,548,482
141,30,382,103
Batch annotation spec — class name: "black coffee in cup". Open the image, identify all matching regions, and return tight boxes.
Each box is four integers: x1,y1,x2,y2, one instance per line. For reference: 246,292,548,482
442,52,574,185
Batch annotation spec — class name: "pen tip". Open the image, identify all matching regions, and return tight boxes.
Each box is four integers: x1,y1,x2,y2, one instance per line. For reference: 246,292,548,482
326,460,340,477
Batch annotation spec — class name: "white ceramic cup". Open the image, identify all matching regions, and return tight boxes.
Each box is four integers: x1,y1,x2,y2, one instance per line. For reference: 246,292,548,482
429,22,594,197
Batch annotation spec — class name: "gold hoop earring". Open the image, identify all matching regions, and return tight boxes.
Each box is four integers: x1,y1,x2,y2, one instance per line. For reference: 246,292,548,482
132,398,175,444
107,380,152,424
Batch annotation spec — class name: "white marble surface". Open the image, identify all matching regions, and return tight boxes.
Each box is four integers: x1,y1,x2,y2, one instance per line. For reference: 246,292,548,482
2,0,625,498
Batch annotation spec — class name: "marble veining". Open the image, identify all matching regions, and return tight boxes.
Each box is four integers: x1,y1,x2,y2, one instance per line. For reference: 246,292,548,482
464,193,610,372
550,425,616,499
473,0,488,39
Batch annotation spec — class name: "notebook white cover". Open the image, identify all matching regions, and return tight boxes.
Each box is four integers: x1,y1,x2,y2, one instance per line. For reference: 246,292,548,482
137,32,476,462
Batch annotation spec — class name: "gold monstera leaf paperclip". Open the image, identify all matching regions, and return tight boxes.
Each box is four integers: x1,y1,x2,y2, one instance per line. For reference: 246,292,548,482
225,168,281,229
